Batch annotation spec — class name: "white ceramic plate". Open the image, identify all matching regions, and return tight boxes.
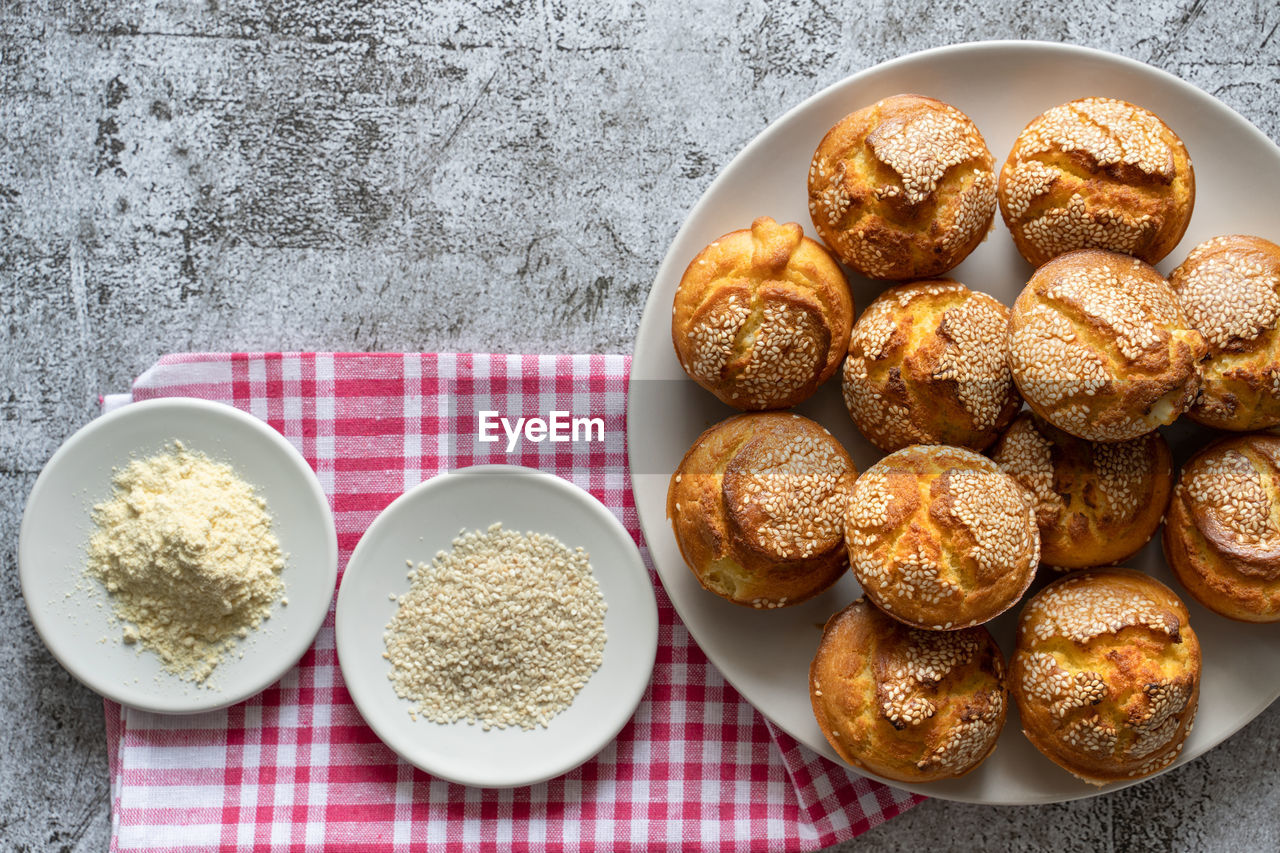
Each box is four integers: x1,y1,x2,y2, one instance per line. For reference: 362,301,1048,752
628,41,1280,804
334,465,658,788
19,397,338,714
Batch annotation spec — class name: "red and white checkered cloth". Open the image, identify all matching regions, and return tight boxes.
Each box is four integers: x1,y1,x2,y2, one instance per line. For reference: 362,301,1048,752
102,353,921,852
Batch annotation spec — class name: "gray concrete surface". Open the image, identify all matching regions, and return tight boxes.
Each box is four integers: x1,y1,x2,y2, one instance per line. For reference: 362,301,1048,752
3,1,1279,850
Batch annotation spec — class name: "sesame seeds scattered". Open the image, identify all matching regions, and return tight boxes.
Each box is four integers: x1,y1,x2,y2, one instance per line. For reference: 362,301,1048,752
1021,652,1108,719
1128,681,1193,759
1003,160,1058,220
999,97,1191,266
933,293,1015,429
383,523,607,730
729,433,853,560
1021,193,1154,261
845,465,894,533
1008,251,1203,441
1169,238,1280,429
1061,714,1118,759
843,282,1017,451
808,95,995,279
814,599,1004,780
731,301,824,406
1009,304,1111,407
688,295,749,384
1017,98,1175,178
917,699,1004,774
1093,440,1152,519
1044,266,1164,361
846,446,1037,626
867,105,990,204
1024,578,1176,645
991,416,1061,528
1013,570,1199,782
947,467,1039,578
1173,252,1280,350
1183,447,1278,548
673,217,849,409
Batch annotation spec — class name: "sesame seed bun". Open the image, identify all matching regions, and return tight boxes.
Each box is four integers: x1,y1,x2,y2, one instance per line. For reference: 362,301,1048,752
842,280,1021,452
1010,568,1200,786
844,445,1039,630
671,216,854,411
1007,249,1207,442
1163,434,1280,622
998,97,1195,268
809,598,1006,783
990,413,1173,569
1169,235,1280,431
666,412,856,609
807,94,996,281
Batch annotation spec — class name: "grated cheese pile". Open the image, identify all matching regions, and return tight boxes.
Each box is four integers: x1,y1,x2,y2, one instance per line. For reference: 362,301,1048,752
383,523,608,730
85,442,286,684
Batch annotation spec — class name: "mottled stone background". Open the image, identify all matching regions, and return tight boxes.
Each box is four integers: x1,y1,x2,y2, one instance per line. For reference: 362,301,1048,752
3,1,1279,850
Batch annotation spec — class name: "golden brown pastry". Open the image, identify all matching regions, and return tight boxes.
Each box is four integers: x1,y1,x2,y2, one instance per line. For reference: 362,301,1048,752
842,280,1020,452
998,97,1195,268
1010,568,1200,785
1163,434,1280,622
1169,235,1280,430
990,413,1173,569
810,598,1006,783
1007,248,1206,441
807,94,996,281
844,445,1039,629
671,216,853,411
667,412,856,608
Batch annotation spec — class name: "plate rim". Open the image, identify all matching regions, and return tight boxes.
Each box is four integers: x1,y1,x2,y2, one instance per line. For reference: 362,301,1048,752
333,463,659,789
18,396,339,714
627,39,1280,804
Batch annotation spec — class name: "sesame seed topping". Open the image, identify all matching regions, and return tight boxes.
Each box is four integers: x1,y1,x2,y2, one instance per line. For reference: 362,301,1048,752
808,95,995,279
674,217,849,409
1182,446,1279,550
727,432,854,560
1014,570,1199,780
867,105,991,204
1008,251,1203,441
999,97,1191,266
1017,98,1175,178
843,281,1017,451
846,446,1038,627
1024,577,1177,645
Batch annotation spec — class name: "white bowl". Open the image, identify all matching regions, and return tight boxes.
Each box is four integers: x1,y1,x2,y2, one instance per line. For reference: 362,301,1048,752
335,465,658,788
19,397,338,714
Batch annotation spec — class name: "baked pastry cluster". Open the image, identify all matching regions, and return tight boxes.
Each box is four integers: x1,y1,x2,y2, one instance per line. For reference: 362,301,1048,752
665,90,1276,790
1163,434,1280,622
1169,235,1280,431
807,94,996,281
999,97,1195,268
990,413,1172,569
667,412,856,609
845,445,1038,630
842,280,1020,452
810,599,1005,782
672,216,854,410
1010,569,1200,785
1007,249,1206,441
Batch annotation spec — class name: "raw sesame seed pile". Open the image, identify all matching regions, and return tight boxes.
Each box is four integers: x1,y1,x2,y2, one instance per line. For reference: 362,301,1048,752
383,523,607,730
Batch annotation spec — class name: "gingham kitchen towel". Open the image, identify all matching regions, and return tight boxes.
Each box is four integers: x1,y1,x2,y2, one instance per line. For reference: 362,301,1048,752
102,353,921,852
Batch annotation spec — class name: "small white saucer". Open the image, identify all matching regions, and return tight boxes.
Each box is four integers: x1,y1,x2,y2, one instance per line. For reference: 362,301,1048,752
335,465,658,788
19,397,338,714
